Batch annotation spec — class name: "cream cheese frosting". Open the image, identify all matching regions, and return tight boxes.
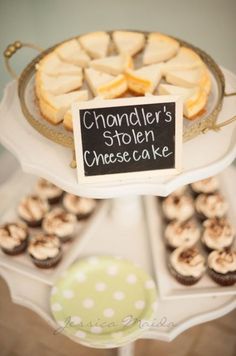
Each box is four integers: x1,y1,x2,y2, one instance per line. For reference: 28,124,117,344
18,195,49,221
63,194,96,216
202,218,235,250
195,193,228,219
162,194,194,222
165,219,200,248
28,234,61,260
0,222,28,249
35,178,63,200
208,249,236,274
191,176,219,194
170,246,206,278
42,208,76,238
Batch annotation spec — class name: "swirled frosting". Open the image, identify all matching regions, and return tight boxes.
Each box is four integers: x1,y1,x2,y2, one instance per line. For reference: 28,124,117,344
195,193,228,219
28,234,61,260
191,176,219,194
35,178,63,200
208,249,236,274
18,195,49,222
42,208,76,238
170,246,206,278
202,218,235,250
0,222,28,249
63,194,96,216
165,219,200,248
162,194,194,222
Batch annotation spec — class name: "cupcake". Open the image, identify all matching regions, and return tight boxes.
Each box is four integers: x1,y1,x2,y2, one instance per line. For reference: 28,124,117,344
35,178,64,204
162,193,194,222
17,195,49,227
169,246,206,285
42,208,77,242
202,218,235,252
28,234,62,268
195,193,228,221
191,176,219,196
63,193,97,219
208,249,236,286
0,222,29,255
164,218,201,250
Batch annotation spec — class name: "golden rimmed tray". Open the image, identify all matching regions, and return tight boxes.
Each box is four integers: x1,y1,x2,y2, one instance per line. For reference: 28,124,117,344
4,31,234,150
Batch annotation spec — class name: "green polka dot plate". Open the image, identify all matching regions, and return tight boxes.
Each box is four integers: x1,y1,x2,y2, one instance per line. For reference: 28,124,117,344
50,256,158,348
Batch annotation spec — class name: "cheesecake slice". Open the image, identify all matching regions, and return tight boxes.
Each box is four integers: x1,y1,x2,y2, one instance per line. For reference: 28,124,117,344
85,68,127,99
158,83,208,119
79,31,110,59
38,90,88,124
143,33,179,65
36,52,83,76
112,31,145,56
165,66,211,94
35,72,83,97
126,63,163,95
164,47,204,70
55,39,90,67
90,54,133,76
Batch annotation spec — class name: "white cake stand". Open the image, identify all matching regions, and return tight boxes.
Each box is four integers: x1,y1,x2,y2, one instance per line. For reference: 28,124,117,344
0,68,236,198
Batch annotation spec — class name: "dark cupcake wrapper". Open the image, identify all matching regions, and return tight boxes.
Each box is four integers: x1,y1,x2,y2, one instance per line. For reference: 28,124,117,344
201,241,233,254
47,192,64,205
168,261,202,286
19,216,43,228
1,238,28,256
208,267,236,286
29,248,62,269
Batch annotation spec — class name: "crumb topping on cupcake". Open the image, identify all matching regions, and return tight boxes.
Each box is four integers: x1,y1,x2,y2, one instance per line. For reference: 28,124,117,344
208,249,236,274
162,194,194,222
18,195,49,222
202,218,235,250
35,178,63,201
195,193,228,219
170,246,206,278
0,222,28,249
28,234,61,260
42,208,76,238
191,177,219,194
63,194,96,216
165,218,200,248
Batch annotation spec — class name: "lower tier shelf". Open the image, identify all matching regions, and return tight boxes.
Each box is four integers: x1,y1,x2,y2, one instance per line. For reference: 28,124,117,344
0,163,235,345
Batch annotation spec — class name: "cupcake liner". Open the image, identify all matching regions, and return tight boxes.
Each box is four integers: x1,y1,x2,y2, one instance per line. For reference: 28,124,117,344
20,217,43,228
30,248,62,269
208,268,236,286
48,193,64,205
1,238,28,256
168,262,202,286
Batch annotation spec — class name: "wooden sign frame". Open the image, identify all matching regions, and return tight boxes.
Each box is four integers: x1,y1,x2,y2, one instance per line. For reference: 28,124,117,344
72,95,183,184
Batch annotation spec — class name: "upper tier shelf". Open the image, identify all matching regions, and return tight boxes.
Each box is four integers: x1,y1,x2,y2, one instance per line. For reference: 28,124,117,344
0,67,236,198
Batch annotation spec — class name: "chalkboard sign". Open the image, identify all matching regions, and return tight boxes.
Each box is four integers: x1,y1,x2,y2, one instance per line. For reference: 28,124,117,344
72,95,183,183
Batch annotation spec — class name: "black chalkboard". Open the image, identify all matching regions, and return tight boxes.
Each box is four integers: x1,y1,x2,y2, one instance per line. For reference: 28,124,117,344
73,96,183,182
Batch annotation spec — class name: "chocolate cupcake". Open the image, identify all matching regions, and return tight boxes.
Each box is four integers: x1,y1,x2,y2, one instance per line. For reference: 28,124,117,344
195,193,228,221
202,218,235,252
35,178,64,204
162,193,194,222
28,234,62,268
164,218,201,250
208,249,236,286
191,176,219,196
17,195,49,227
63,193,97,220
42,208,77,242
0,222,29,255
169,246,206,285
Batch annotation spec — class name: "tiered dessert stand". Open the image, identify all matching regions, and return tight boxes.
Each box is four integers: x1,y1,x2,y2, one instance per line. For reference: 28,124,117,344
0,36,236,355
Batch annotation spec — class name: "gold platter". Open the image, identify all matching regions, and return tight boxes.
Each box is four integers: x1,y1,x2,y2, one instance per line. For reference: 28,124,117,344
4,31,235,150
